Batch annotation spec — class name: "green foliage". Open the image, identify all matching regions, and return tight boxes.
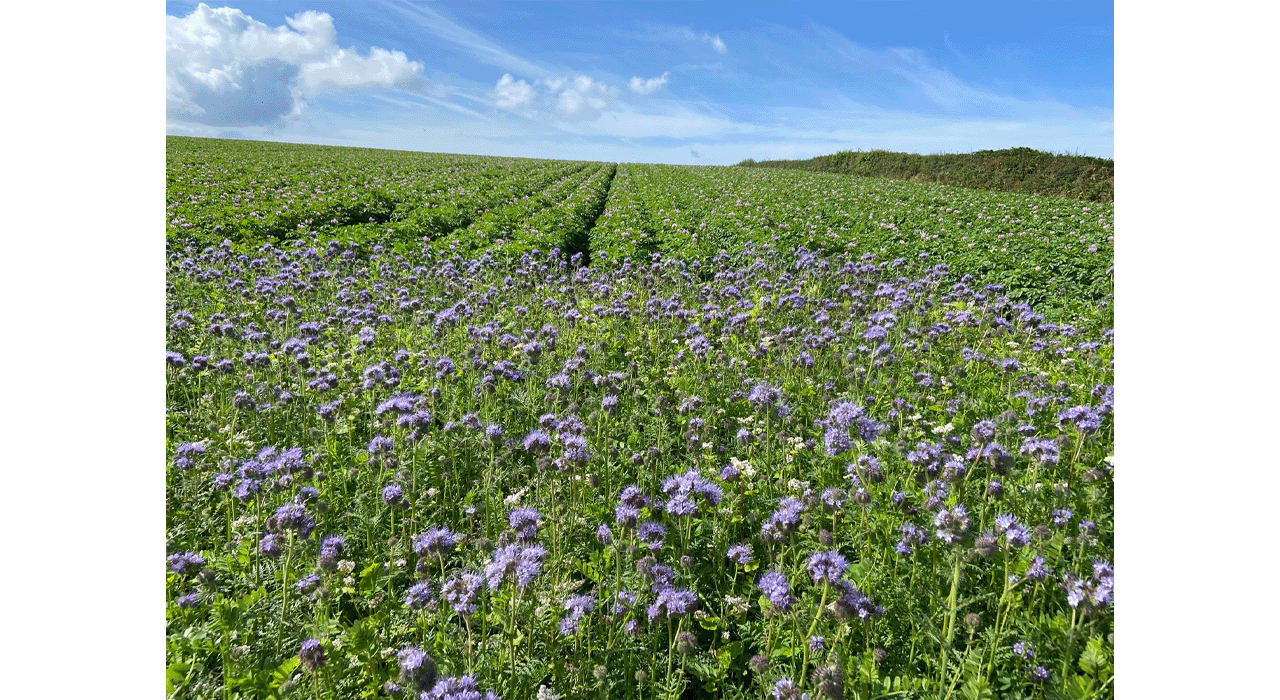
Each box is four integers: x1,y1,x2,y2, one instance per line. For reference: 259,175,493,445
739,147,1114,203
166,137,1114,700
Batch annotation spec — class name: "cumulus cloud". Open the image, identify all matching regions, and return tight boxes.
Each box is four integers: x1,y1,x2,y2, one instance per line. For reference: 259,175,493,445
166,3,423,126
493,74,535,109
548,75,616,116
494,74,618,119
628,72,670,96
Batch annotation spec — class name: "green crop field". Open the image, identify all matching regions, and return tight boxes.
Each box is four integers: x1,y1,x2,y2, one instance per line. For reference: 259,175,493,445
167,136,1113,700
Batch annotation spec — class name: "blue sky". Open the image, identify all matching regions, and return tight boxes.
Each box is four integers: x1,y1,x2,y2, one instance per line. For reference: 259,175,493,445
165,1,1113,163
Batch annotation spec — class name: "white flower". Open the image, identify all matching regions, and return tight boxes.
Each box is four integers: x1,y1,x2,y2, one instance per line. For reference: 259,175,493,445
337,559,355,574
503,486,529,507
933,423,955,435
536,685,561,700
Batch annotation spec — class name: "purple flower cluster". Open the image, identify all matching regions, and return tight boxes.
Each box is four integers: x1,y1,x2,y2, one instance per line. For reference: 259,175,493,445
484,543,546,590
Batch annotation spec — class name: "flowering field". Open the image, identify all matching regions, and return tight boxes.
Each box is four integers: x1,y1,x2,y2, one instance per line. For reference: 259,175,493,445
167,137,1113,700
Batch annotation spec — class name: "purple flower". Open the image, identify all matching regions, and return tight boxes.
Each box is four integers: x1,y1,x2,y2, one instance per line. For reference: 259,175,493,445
828,401,864,429
933,504,970,544
367,434,394,455
441,571,484,615
833,580,883,620
647,587,697,620
522,429,551,453
806,550,849,585
404,581,433,610
266,502,315,537
820,487,848,510
298,639,325,671
318,535,345,570
760,497,805,542
381,483,405,506
259,533,281,557
596,523,612,545
747,381,783,411
772,678,806,700
822,427,852,456
1020,437,1060,466
485,543,546,590
615,504,640,529
508,507,541,541
422,675,498,700
167,551,206,575
970,420,997,444
396,646,438,692
637,520,666,550
727,543,752,565
1058,405,1103,434
854,454,883,482
1025,555,1051,581
619,484,650,508
559,593,596,636
758,570,795,611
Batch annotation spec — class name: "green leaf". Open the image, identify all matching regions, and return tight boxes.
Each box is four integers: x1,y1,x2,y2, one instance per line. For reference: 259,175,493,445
960,677,993,700
1078,634,1109,674
716,641,743,671
270,657,300,688
166,661,190,695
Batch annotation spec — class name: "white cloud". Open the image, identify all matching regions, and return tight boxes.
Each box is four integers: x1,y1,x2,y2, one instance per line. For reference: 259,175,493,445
628,72,670,96
632,25,728,54
166,3,423,126
495,74,619,119
669,27,728,54
550,75,615,116
493,74,535,109
374,0,554,79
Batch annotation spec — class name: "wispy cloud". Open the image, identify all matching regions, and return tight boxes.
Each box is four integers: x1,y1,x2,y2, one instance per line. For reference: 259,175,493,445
636,25,729,54
942,31,974,69
628,72,670,96
167,4,1110,162
374,0,554,78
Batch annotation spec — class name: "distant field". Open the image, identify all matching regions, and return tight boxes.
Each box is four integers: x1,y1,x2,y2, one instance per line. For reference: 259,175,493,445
736,148,1114,204
168,137,1112,321
167,137,1113,700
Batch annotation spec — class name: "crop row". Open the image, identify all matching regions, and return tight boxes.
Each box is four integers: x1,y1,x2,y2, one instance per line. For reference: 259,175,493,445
588,165,1112,321
166,138,595,247
167,138,1113,321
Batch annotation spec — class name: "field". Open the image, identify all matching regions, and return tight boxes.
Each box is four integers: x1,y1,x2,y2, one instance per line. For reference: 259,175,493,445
167,136,1114,700
737,148,1114,204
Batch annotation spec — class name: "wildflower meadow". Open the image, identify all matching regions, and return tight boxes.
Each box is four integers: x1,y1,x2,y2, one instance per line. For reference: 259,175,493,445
167,137,1113,700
